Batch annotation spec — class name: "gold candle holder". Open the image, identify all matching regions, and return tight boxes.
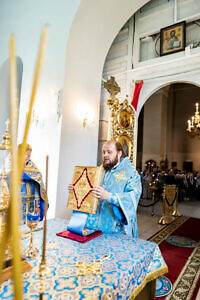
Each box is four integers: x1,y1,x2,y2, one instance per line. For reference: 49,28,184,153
158,188,171,225
23,213,39,259
149,182,158,216
38,154,49,298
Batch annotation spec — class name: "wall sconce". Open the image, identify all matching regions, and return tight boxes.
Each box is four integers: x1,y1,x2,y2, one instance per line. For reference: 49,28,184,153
30,108,45,127
51,89,63,122
76,103,95,128
83,118,87,128
32,109,39,125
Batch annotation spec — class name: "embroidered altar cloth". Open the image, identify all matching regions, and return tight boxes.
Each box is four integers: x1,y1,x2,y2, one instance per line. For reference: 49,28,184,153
0,219,167,299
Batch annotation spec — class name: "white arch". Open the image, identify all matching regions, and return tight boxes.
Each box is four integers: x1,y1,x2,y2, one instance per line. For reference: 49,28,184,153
56,0,150,218
137,76,200,116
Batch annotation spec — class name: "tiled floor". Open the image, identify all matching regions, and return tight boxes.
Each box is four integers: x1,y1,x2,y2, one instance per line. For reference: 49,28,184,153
137,199,200,240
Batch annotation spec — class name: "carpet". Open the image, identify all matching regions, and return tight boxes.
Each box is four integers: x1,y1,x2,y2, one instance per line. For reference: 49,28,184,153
149,216,200,300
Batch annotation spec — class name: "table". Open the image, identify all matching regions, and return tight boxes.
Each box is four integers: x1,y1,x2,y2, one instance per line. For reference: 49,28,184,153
0,218,167,299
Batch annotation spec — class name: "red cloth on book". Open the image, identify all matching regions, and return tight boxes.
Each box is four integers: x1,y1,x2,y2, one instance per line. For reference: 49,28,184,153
56,230,103,243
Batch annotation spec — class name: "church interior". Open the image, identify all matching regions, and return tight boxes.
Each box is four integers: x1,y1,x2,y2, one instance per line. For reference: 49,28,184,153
0,0,200,299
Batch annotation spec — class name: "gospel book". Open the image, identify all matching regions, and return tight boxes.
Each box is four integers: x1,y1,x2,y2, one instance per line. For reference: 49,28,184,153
67,165,103,214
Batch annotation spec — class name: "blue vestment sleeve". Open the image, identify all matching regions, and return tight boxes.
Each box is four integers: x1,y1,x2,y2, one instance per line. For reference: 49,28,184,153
110,172,142,237
23,172,33,181
108,195,120,206
107,194,126,224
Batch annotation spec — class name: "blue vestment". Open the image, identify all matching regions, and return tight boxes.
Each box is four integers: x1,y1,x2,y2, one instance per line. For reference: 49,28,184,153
85,157,142,237
21,160,47,223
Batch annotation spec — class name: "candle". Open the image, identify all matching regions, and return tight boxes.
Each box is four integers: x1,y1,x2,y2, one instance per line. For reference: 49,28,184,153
191,116,194,126
18,26,48,181
9,35,23,299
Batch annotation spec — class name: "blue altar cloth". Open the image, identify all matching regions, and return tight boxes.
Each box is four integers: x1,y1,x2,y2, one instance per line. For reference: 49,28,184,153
0,219,167,299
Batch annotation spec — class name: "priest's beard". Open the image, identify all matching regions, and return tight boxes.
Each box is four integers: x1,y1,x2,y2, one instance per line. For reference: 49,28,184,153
103,154,119,171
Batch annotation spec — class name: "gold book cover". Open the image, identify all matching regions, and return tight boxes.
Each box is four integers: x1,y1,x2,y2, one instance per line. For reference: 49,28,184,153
67,165,103,214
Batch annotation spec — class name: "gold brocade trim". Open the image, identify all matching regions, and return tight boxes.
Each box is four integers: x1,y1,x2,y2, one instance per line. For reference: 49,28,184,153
24,160,48,204
24,167,40,172
129,265,168,300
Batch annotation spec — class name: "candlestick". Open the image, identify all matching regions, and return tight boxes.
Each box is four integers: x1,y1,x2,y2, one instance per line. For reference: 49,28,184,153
38,155,49,298
23,212,39,258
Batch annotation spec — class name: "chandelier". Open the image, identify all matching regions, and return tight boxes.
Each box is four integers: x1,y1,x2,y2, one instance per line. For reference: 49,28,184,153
187,103,200,137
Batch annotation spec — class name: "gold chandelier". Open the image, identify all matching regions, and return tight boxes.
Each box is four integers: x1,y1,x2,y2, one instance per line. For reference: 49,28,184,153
187,103,200,137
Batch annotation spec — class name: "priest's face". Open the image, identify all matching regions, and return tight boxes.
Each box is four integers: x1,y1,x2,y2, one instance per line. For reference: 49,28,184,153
102,142,121,170
25,149,32,165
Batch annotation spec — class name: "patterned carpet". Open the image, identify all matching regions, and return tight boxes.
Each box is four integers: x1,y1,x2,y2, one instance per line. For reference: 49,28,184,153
149,216,200,300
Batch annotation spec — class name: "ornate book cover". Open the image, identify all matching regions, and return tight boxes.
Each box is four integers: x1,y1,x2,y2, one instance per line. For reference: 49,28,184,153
67,166,103,214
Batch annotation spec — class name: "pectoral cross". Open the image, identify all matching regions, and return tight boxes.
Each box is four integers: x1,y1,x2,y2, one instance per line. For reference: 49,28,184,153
104,76,120,98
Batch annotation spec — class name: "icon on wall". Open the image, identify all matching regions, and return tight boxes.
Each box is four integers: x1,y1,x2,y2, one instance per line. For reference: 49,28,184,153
160,21,186,56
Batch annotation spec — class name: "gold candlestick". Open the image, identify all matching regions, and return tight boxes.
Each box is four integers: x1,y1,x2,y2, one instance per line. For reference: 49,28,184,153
38,155,49,298
23,214,39,258
149,182,158,216
9,34,23,299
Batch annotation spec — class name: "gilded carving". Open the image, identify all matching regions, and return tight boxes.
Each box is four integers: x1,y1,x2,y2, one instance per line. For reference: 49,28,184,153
104,77,136,164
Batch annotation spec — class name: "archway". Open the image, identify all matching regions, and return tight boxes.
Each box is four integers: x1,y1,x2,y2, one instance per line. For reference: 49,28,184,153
137,82,200,218
137,81,200,171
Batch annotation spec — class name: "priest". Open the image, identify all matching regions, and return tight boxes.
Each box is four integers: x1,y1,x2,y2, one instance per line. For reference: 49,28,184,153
69,140,141,237
19,144,47,223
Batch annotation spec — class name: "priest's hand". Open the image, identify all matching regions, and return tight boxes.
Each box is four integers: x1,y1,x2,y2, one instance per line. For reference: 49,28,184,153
68,184,74,191
93,186,111,200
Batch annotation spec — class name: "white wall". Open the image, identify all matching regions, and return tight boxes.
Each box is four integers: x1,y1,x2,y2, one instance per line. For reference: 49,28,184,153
56,0,150,219
0,57,23,168
0,0,81,218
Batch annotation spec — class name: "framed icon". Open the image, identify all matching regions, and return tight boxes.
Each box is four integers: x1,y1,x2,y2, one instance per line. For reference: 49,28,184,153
160,21,186,56
118,110,132,128
118,135,132,158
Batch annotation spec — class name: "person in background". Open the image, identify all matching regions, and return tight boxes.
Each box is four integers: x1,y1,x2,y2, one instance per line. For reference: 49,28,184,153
19,143,48,223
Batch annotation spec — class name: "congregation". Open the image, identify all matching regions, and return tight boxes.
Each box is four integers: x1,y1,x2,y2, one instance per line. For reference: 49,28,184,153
138,166,200,202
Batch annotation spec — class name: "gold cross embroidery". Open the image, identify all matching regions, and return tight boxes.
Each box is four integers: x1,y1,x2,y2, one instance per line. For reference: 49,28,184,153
76,254,110,276
114,171,127,183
